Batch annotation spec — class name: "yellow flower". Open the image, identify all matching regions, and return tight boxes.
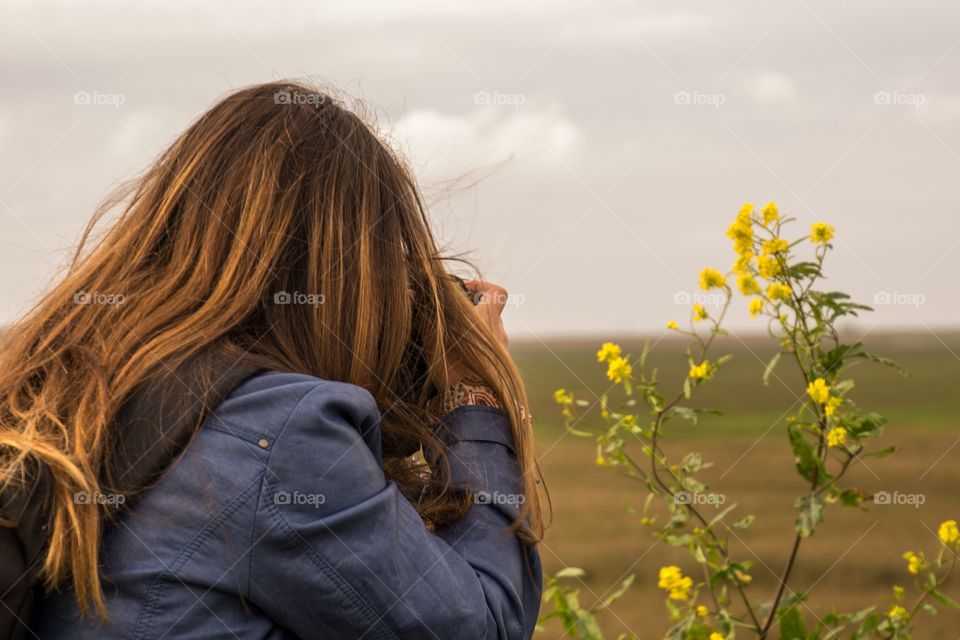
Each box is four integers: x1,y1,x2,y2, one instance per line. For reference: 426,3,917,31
699,267,727,291
732,253,753,275
806,378,831,404
692,304,709,322
667,320,679,330
903,551,921,575
726,204,755,259
748,298,765,318
826,427,847,448
810,221,835,244
709,634,724,640
893,585,905,600
938,520,959,545
553,389,573,405
888,605,908,620
733,569,752,584
766,283,792,302
696,605,708,618
689,361,711,381
606,357,633,383
761,201,779,224
657,565,693,601
596,342,622,363
825,396,842,417
761,238,789,255
737,273,761,296
757,255,781,279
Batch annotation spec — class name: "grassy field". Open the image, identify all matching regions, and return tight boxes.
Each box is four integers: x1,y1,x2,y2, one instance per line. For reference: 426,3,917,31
512,329,960,639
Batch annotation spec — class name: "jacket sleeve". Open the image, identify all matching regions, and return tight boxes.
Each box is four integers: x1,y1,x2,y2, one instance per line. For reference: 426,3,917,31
248,380,542,640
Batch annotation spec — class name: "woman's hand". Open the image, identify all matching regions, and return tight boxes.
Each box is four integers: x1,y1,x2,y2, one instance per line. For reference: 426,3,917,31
464,279,509,350
443,279,510,387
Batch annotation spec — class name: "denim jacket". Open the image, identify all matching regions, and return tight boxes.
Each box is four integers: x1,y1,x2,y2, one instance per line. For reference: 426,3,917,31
34,372,542,639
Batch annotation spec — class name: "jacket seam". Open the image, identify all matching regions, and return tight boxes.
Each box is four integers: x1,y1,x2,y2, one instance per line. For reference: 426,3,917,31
259,496,401,640
246,380,329,596
132,478,261,639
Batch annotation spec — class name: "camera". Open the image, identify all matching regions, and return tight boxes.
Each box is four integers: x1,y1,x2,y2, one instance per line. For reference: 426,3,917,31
450,275,483,305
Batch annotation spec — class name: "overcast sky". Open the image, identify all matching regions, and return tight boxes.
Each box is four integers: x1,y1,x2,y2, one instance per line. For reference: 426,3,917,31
1,0,958,339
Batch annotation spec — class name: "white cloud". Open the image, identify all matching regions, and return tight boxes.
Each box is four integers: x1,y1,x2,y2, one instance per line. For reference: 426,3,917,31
745,71,798,104
391,105,580,180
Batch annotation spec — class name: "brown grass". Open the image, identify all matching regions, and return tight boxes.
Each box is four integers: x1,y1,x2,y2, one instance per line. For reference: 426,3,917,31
536,427,960,639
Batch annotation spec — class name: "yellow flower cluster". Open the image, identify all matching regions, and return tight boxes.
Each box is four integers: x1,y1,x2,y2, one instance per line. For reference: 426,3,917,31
737,273,760,296
607,357,632,383
810,221,835,245
888,605,908,620
748,298,765,318
553,388,574,418
938,519,959,545
766,283,792,302
826,427,846,448
596,341,632,383
806,377,845,429
824,396,842,417
806,378,831,404
726,202,755,276
761,201,779,225
596,342,622,363
761,238,789,255
689,361,711,381
699,267,727,291
693,304,709,322
667,320,679,330
657,565,693,601
757,255,780,279
902,551,922,575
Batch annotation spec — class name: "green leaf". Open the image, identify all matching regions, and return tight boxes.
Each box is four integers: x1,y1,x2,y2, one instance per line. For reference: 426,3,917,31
763,352,782,386
795,494,825,538
929,588,960,609
838,489,867,507
777,606,807,639
670,406,699,425
595,574,635,611
788,425,827,485
556,567,586,579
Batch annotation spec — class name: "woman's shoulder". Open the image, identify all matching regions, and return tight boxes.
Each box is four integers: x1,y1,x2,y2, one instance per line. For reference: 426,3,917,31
206,371,384,462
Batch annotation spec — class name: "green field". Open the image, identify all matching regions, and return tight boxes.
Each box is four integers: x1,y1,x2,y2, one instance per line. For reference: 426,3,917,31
512,330,960,639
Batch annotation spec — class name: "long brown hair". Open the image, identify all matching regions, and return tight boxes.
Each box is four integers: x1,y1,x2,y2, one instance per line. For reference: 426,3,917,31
0,80,543,616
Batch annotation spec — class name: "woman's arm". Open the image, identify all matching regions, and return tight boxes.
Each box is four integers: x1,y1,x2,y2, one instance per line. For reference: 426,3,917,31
248,380,541,640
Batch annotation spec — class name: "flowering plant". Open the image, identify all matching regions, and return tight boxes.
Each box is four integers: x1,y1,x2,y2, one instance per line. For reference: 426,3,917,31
543,202,958,639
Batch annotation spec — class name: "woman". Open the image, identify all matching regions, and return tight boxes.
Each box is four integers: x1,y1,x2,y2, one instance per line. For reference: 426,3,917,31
0,81,543,639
